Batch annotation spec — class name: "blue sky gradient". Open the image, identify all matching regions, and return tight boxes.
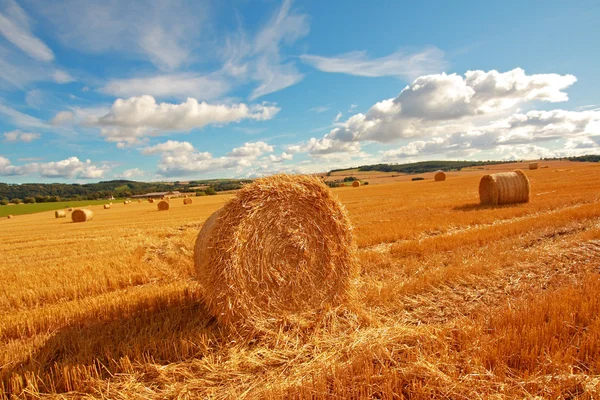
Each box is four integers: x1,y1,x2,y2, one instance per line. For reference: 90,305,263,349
0,0,599,183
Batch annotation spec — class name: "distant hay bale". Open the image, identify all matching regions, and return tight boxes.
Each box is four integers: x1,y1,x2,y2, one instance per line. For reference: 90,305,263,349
479,170,530,206
72,209,93,223
183,198,192,205
434,171,446,181
124,201,129,205
7,215,12,219
55,210,66,218
138,199,142,203
67,208,73,212
194,174,357,334
352,180,361,187
104,204,111,209
157,200,170,211
148,198,155,203
529,162,539,170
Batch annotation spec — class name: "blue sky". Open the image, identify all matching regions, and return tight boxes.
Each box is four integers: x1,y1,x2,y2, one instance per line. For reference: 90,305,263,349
0,0,599,183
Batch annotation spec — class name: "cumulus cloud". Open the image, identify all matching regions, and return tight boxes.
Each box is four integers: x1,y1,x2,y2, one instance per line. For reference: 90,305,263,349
0,156,109,179
116,168,145,179
3,129,40,142
72,95,280,147
300,47,447,80
141,140,280,177
51,110,75,125
381,109,600,161
294,68,578,159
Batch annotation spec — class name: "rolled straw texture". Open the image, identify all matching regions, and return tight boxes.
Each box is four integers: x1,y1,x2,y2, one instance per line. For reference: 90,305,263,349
157,200,170,211
104,204,111,209
55,210,66,218
434,171,446,181
71,209,93,222
529,162,539,170
479,169,530,206
194,174,357,334
352,180,361,187
183,198,192,205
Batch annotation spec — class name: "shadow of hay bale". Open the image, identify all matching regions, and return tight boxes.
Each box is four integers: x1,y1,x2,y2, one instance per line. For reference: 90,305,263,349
453,203,525,212
2,291,219,395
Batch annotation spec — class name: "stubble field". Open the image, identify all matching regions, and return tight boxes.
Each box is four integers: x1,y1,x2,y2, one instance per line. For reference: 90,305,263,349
2,160,600,399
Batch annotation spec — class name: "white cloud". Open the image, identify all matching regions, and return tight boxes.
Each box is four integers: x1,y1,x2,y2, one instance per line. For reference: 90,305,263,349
0,156,109,179
75,95,280,147
52,69,75,83
116,168,145,179
227,141,273,157
221,0,309,99
100,73,229,100
300,47,447,80
141,140,195,155
3,129,40,142
0,0,54,61
30,0,209,71
51,110,75,125
0,103,47,128
300,68,577,156
334,112,343,122
141,140,277,177
310,106,329,113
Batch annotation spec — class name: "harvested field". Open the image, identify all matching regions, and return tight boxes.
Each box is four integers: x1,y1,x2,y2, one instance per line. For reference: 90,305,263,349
2,160,600,399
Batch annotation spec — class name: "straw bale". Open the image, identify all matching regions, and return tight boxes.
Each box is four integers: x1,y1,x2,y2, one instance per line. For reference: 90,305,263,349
194,174,357,334
72,209,93,222
479,169,530,206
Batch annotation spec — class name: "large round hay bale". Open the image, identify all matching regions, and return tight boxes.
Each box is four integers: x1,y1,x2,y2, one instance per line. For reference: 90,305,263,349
148,198,155,203
529,162,539,170
479,170,530,206
7,215,13,219
434,171,446,181
183,198,192,205
72,209,93,223
104,204,111,209
194,174,357,334
55,210,66,218
352,180,361,187
157,200,170,211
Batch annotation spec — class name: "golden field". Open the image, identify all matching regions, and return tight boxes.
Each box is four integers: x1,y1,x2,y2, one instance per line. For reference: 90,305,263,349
2,160,600,399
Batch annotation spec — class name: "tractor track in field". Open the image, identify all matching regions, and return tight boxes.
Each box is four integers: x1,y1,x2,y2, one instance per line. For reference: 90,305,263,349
360,201,597,254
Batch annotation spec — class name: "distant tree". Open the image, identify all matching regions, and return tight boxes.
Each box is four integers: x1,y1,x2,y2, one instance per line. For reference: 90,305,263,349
10,198,22,204
343,176,357,182
196,191,207,196
0,198,8,206
363,181,369,185
23,197,36,204
205,187,217,196
411,177,425,181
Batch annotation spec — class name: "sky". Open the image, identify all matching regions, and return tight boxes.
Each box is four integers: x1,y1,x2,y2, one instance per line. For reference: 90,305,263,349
0,0,599,183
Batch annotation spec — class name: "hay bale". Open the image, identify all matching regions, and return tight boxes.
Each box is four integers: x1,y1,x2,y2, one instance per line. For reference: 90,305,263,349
352,180,361,187
183,198,193,205
194,174,357,334
104,204,111,209
68,208,73,211
479,170,530,206
72,209,93,223
529,162,539,170
157,200,170,211
138,199,142,203
55,210,66,218
7,215,12,219
148,198,155,203
434,171,446,181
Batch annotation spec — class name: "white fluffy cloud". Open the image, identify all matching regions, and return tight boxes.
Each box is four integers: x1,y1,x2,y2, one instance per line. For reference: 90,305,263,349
294,68,578,160
3,129,40,142
300,47,446,80
65,96,280,147
116,168,145,179
141,140,283,177
0,156,109,179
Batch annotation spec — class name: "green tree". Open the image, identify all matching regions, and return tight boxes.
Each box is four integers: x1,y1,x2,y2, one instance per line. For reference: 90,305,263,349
205,187,217,195
0,198,8,206
10,198,22,204
23,197,36,204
